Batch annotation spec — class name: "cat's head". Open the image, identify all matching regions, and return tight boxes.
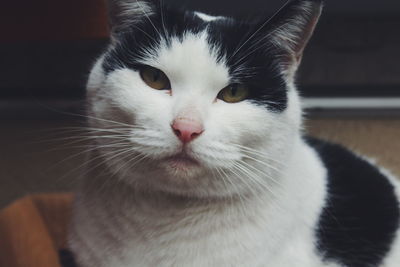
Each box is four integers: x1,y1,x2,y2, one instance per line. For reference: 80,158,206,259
86,0,322,198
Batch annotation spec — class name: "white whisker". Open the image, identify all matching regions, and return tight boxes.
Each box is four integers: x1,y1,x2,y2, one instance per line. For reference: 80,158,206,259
232,144,288,167
227,0,292,62
46,142,132,171
135,0,162,38
159,0,168,38
217,166,249,217
238,159,283,188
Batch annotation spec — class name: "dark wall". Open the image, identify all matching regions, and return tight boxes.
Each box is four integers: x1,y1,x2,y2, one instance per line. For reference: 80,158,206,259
173,0,400,97
175,0,400,17
1,0,399,100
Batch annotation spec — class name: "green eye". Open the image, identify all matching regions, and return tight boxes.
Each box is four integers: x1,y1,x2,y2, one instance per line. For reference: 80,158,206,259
140,66,171,90
218,84,249,103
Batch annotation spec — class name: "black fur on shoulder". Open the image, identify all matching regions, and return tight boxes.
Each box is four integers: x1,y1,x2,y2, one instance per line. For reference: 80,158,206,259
59,249,78,267
306,137,400,267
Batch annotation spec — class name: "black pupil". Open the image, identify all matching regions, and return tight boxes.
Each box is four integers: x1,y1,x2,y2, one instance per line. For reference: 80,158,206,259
152,69,161,82
231,85,238,96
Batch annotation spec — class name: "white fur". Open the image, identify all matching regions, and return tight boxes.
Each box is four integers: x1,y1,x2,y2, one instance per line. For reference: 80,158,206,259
69,12,400,267
70,27,328,266
70,137,333,267
194,11,225,22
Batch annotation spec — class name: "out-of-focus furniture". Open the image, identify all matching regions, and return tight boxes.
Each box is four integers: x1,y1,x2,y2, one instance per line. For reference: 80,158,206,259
0,194,73,267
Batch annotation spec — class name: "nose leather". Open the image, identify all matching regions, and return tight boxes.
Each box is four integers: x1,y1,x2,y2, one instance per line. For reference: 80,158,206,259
171,118,204,143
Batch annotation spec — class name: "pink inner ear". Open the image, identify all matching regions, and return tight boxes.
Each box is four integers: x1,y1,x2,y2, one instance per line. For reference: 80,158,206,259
172,118,204,144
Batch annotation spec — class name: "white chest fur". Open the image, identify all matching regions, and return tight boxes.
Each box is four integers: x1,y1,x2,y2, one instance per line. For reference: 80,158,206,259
69,140,333,267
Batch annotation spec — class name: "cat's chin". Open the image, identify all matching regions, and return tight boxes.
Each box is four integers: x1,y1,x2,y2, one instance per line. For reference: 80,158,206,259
160,153,203,178
165,154,199,168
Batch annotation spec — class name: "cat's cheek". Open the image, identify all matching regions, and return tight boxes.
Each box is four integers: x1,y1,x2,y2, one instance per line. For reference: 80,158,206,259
102,69,161,109
104,84,174,130
214,102,271,138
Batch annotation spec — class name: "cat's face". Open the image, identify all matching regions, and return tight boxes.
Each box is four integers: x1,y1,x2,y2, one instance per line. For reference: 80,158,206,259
87,0,322,197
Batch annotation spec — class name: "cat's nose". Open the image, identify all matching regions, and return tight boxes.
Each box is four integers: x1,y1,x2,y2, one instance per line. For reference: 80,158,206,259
171,118,204,144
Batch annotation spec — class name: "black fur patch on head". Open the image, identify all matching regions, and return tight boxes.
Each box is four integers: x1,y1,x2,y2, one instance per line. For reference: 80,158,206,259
101,1,324,112
306,137,400,267
206,18,288,111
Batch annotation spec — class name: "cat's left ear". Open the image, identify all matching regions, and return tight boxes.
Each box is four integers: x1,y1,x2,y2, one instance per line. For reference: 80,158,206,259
266,0,323,70
106,0,158,38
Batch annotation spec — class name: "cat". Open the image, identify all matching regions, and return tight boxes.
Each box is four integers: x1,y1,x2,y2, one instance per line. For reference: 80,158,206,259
68,0,400,266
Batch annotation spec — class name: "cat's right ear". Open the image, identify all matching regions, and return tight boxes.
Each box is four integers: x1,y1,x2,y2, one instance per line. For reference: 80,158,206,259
263,0,323,72
106,0,157,39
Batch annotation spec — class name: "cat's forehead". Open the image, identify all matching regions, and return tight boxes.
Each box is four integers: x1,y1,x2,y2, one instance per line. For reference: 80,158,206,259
104,8,269,77
193,11,226,22
154,31,230,88
102,5,287,111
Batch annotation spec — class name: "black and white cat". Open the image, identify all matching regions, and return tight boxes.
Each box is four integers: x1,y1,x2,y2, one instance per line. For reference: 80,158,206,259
68,0,400,266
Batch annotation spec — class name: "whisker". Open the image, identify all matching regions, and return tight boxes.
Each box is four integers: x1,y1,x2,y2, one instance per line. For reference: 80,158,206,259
39,132,134,142
241,154,285,175
46,142,132,171
92,149,146,193
231,163,269,195
67,112,136,128
231,162,285,210
132,24,159,43
104,150,144,179
135,0,162,38
159,0,168,38
238,160,283,188
227,0,292,62
48,126,140,133
229,164,262,198
56,145,141,183
217,167,249,217
231,144,288,167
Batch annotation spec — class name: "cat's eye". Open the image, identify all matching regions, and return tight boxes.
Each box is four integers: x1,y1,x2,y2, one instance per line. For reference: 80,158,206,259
140,66,171,90
218,84,249,103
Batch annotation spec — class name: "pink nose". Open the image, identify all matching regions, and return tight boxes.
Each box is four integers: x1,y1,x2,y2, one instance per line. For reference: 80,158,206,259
171,119,204,144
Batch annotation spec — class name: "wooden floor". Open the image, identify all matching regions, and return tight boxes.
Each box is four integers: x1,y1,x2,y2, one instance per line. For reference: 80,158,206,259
306,118,400,176
1,118,400,209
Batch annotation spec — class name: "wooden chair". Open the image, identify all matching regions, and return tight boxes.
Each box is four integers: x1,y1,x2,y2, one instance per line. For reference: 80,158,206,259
0,194,74,267
0,1,105,265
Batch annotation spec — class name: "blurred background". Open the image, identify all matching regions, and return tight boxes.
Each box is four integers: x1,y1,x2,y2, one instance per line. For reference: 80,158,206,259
1,0,399,208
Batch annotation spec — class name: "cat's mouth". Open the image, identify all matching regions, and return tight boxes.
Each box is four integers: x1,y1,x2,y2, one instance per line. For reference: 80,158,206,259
164,153,200,169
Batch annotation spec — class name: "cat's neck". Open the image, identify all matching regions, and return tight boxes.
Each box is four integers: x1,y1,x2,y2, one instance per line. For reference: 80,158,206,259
70,136,327,266
80,164,275,220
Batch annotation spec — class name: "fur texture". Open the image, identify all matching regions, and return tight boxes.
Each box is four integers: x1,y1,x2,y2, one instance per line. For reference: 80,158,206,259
69,0,400,266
